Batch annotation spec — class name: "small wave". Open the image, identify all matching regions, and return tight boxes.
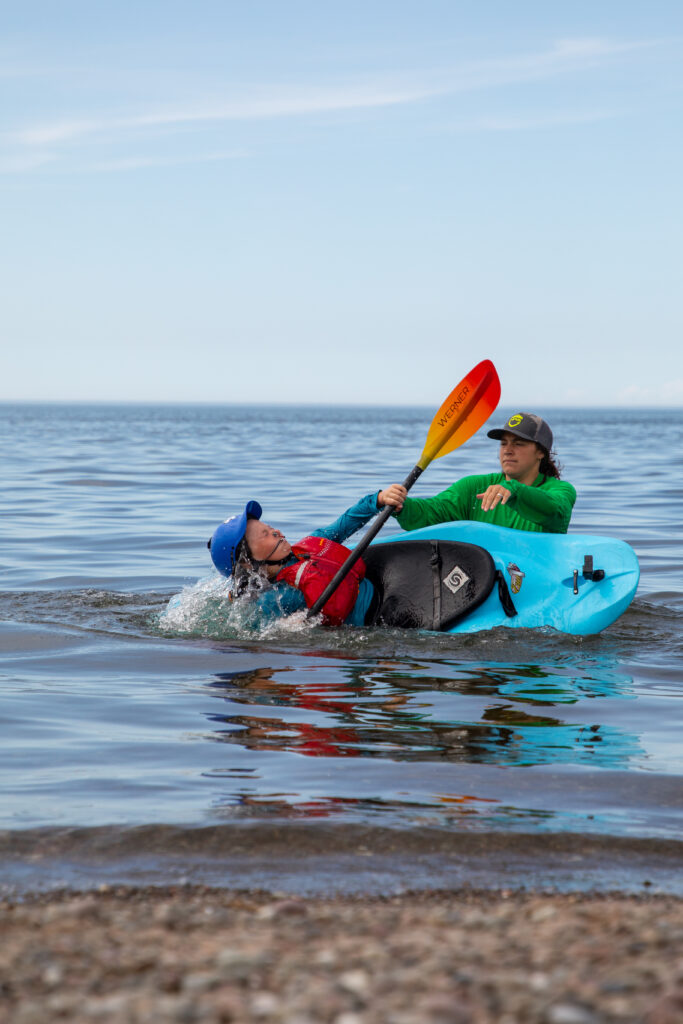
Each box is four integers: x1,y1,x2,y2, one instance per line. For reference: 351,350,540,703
2,824,682,897
634,592,683,613
0,588,167,637
607,596,683,650
59,478,137,488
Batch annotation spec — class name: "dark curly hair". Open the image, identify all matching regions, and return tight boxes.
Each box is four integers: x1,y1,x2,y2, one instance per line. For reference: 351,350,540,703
539,447,562,479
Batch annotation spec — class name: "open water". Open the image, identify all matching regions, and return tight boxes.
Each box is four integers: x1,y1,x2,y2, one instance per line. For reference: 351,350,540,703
1,402,682,895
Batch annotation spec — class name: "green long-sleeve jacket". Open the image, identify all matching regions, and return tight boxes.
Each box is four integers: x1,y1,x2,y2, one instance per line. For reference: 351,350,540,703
396,473,576,534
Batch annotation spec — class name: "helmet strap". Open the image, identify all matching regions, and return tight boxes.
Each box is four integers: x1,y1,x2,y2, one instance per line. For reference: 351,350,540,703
240,537,291,570
255,536,291,567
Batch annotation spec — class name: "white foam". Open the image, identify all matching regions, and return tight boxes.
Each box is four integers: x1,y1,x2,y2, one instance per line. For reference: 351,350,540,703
158,574,320,640
158,574,234,635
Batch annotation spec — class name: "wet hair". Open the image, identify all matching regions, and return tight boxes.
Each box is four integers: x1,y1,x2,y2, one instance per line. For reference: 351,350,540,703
539,447,562,479
229,539,265,598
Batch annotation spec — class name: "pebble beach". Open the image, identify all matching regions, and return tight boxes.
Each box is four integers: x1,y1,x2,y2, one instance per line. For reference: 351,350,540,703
5,2,683,1020
2,886,682,1024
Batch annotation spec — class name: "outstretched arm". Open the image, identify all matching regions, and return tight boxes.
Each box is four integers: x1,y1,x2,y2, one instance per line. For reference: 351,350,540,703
311,493,384,544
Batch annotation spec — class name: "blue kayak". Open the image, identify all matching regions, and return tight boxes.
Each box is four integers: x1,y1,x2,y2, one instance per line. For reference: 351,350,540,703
365,521,640,636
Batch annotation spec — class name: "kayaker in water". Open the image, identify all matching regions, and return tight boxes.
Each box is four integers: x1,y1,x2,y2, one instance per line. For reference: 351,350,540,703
207,492,402,626
208,412,574,628
379,412,576,534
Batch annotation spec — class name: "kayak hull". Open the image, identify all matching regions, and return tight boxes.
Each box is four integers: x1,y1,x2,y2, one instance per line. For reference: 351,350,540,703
373,522,640,636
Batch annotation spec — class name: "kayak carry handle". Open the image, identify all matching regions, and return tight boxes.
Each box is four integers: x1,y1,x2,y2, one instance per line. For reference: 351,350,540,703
573,556,606,594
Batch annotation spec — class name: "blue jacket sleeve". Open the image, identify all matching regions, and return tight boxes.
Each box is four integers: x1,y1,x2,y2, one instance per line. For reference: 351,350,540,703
310,493,381,543
238,581,307,628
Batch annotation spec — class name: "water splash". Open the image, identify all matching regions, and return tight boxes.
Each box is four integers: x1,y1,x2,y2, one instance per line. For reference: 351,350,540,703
158,573,318,640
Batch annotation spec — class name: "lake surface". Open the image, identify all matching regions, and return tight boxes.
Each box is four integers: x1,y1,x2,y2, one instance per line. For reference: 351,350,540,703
1,402,682,895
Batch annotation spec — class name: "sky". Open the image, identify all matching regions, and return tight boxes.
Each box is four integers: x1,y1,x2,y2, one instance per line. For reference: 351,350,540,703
2,1,682,406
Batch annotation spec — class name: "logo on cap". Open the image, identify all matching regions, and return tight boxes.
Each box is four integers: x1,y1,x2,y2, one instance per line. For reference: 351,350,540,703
507,414,523,428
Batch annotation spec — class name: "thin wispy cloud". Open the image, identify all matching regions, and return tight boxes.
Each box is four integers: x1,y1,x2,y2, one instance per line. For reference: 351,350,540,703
1,36,664,172
0,152,57,173
86,150,246,172
9,82,441,149
15,118,103,146
446,107,626,134
433,36,649,92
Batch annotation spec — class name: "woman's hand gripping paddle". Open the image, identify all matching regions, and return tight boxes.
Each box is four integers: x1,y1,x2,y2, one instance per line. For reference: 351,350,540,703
306,358,501,620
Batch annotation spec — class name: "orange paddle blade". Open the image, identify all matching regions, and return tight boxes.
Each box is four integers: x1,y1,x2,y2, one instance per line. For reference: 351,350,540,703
418,359,501,469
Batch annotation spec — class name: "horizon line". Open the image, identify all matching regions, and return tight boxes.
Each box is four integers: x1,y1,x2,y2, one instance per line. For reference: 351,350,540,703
1,398,681,411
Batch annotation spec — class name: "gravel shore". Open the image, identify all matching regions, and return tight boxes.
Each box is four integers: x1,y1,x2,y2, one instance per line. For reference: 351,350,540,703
1,886,682,1023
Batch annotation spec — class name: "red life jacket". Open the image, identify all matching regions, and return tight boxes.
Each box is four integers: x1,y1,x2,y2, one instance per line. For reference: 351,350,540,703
276,536,366,626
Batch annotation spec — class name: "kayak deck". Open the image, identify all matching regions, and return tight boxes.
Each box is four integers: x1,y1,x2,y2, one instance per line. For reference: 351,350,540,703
373,521,640,635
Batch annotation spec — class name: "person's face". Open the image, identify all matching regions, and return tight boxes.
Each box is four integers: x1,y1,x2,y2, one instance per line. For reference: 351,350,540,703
497,432,544,482
244,519,292,562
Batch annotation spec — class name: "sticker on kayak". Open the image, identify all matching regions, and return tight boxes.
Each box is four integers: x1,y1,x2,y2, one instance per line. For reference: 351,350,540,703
506,561,525,594
442,565,470,595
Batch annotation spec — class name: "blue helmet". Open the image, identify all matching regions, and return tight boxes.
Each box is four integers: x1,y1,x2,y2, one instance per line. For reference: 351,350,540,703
208,500,262,577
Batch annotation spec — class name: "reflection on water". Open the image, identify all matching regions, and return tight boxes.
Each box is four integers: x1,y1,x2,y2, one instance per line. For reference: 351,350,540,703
188,654,652,833
2,404,681,852
205,791,526,828
201,655,640,775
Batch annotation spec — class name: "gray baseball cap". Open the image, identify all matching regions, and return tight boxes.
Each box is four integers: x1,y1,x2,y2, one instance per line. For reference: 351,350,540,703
487,412,553,452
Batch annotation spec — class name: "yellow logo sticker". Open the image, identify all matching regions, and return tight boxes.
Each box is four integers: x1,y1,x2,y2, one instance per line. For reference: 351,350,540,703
507,414,523,428
506,562,525,595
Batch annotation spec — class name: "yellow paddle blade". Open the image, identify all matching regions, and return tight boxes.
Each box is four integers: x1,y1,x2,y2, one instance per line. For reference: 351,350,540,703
418,359,501,470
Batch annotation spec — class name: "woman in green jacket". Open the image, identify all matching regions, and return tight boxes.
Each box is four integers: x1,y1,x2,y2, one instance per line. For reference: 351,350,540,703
379,412,576,535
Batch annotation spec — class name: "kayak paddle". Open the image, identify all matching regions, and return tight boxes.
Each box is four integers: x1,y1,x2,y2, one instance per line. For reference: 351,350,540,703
306,358,501,620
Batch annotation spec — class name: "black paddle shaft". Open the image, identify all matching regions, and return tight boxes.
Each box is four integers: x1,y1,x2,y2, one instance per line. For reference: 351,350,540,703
306,464,424,620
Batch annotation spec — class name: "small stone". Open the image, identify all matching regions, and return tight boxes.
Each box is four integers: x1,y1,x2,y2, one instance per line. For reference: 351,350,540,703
257,899,307,920
314,948,338,966
181,971,222,993
338,969,370,998
215,948,267,980
531,904,557,923
420,992,473,1021
251,991,279,1016
42,964,63,986
546,1002,599,1024
81,994,131,1017
213,989,246,1019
